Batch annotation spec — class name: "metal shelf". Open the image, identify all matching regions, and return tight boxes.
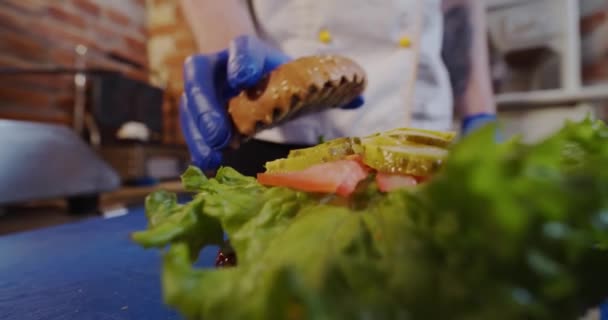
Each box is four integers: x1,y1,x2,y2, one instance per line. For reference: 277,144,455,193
488,0,608,109
496,84,608,108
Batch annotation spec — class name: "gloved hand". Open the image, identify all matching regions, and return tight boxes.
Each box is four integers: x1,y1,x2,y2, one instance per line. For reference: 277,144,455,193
461,113,500,139
180,35,364,171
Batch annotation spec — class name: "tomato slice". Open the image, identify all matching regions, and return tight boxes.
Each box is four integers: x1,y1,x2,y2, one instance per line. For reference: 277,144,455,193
375,173,418,192
257,159,370,197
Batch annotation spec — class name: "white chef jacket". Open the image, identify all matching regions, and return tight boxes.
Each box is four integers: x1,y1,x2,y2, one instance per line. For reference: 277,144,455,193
247,0,454,145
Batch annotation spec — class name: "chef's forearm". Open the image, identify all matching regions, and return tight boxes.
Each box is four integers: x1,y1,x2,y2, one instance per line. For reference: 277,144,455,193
179,0,257,53
441,0,496,116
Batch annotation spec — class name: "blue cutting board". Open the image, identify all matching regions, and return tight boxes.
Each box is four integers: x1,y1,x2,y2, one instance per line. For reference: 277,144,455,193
0,205,217,320
2,205,607,320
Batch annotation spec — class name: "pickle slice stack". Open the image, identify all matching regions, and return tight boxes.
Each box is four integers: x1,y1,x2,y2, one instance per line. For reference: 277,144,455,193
358,128,455,176
263,127,457,176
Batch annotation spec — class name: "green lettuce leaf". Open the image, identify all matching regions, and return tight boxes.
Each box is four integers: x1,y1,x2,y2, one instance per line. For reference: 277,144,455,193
180,165,208,192
133,117,608,320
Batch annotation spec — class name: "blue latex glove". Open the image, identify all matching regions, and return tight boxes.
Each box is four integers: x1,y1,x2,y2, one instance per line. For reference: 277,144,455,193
180,35,364,171
461,113,499,138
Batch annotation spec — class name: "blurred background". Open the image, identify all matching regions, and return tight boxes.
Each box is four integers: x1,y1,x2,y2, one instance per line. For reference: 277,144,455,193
488,0,608,142
0,0,194,234
1,0,608,234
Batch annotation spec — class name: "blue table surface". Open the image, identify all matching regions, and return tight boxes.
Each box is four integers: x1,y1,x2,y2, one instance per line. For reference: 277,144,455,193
0,204,217,320
2,205,608,320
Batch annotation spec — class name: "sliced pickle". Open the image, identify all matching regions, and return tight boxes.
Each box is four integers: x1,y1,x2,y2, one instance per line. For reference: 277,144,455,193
264,137,363,173
288,137,363,158
364,128,456,148
362,143,448,176
264,156,325,173
360,135,399,147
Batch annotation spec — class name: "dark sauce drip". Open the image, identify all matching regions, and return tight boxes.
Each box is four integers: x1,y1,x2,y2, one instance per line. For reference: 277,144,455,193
215,241,237,267
215,250,237,267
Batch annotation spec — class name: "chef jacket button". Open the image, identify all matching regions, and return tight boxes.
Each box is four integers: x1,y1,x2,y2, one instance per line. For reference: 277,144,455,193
318,29,332,44
398,35,412,48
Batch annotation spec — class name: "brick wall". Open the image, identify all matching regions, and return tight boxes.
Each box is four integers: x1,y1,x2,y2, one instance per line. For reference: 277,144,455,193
146,0,197,145
0,0,148,126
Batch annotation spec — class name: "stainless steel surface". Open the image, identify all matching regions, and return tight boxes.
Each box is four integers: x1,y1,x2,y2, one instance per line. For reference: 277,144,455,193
0,120,120,205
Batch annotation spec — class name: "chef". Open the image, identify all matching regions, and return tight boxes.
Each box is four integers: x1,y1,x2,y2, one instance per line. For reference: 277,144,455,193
177,0,498,175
